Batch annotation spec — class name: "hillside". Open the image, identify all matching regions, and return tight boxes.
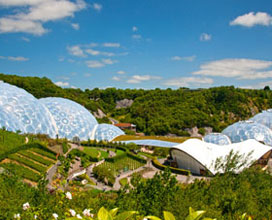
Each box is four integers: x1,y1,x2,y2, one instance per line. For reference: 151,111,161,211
1,73,272,135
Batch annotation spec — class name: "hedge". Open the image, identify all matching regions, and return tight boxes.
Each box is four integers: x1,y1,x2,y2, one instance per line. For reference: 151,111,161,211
18,151,53,166
8,154,47,173
0,163,40,182
152,158,191,176
68,149,98,162
31,148,57,160
0,143,56,161
127,152,146,164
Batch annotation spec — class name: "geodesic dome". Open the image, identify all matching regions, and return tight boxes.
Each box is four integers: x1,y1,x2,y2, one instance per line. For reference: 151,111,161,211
0,82,57,137
39,97,98,140
203,133,231,145
251,109,272,130
222,120,272,146
91,124,124,141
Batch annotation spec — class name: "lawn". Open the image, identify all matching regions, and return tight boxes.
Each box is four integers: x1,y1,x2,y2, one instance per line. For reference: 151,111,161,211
98,156,145,176
113,135,192,143
0,130,25,155
83,147,109,159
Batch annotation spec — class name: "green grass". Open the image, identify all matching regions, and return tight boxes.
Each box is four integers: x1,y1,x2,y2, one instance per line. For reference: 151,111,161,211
7,154,46,173
83,147,109,159
18,150,54,166
31,148,57,160
98,156,144,176
0,130,25,155
119,178,128,186
0,163,40,182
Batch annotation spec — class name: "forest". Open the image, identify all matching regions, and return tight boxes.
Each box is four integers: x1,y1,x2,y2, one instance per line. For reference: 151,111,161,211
1,73,272,135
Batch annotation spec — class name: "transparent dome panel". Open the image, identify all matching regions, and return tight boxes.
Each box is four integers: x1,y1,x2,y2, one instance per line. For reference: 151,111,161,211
0,82,57,137
251,109,272,130
203,133,231,145
93,124,124,141
222,121,272,146
39,97,98,140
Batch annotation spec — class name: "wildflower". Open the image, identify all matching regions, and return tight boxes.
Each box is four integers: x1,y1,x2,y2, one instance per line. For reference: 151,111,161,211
14,213,20,219
76,214,82,219
69,209,76,217
52,213,58,219
82,209,91,217
34,215,37,219
23,202,30,210
65,191,72,200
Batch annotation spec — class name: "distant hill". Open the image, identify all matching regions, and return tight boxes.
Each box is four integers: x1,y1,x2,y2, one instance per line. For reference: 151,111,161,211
1,73,272,135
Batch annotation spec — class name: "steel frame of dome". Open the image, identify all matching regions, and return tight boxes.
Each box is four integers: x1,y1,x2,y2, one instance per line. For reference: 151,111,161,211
0,82,57,137
251,109,272,130
39,97,98,140
222,120,272,146
203,133,231,145
91,124,125,141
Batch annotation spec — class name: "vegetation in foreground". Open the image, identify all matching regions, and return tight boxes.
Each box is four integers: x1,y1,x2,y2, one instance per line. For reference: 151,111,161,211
1,165,271,220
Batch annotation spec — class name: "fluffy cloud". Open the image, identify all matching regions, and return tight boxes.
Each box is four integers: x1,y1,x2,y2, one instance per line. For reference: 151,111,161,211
103,43,120,48
54,81,69,87
127,75,161,84
86,48,114,57
132,26,138,32
171,55,196,62
132,34,142,40
230,12,272,27
0,0,86,35
85,59,117,68
193,58,272,80
71,23,80,30
117,70,125,74
67,45,86,57
0,55,29,61
200,33,212,41
163,77,213,87
112,76,121,81
92,3,102,12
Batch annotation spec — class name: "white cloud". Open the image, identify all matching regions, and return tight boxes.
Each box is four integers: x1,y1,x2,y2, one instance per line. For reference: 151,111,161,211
85,48,100,56
163,77,214,87
132,34,142,40
132,26,138,32
230,12,272,27
67,45,86,57
193,58,272,80
102,58,117,65
200,33,212,41
71,23,79,30
84,73,91,77
117,70,125,74
85,48,115,57
0,0,86,35
85,60,105,68
112,76,121,81
171,55,196,62
0,55,29,61
54,81,69,87
127,75,161,84
103,42,120,48
92,3,102,12
21,36,30,42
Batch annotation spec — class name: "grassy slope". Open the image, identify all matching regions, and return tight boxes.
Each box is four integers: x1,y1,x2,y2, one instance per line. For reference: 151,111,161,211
0,130,25,155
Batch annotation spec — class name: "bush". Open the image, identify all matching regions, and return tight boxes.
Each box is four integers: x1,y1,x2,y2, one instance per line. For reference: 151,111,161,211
152,158,191,176
93,166,115,186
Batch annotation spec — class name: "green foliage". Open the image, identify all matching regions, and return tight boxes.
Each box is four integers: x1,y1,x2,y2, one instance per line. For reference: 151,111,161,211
2,73,272,135
0,129,25,155
62,142,69,154
18,150,54,166
93,166,115,186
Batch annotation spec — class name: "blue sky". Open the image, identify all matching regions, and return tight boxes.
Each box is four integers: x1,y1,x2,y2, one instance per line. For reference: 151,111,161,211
0,0,272,89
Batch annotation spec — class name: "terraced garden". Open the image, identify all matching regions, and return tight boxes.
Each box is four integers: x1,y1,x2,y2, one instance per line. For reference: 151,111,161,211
0,147,57,184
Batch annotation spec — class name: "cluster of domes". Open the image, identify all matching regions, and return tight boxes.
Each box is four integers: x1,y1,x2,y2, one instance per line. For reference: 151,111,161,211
204,110,272,146
0,82,124,141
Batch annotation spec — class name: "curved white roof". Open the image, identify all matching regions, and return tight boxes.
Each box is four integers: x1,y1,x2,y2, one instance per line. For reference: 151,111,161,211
171,138,272,175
